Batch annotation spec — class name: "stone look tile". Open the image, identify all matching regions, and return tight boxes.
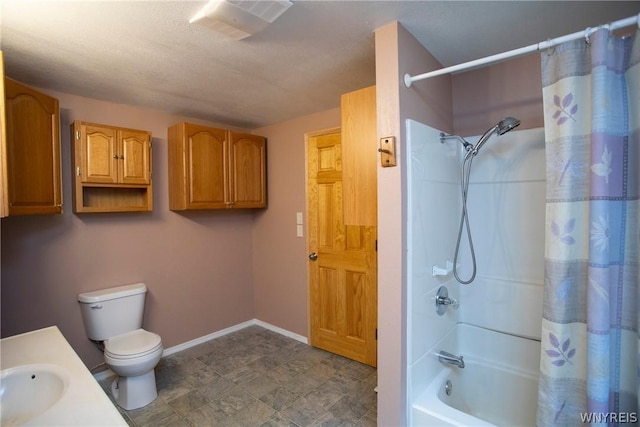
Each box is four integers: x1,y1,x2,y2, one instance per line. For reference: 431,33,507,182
166,389,209,416
231,399,276,426
280,395,328,426
242,374,281,399
260,412,300,427
116,325,376,427
209,384,256,417
259,386,299,411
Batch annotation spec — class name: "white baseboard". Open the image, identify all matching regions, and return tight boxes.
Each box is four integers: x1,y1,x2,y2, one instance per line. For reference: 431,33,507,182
93,318,308,381
161,319,256,357
253,319,308,344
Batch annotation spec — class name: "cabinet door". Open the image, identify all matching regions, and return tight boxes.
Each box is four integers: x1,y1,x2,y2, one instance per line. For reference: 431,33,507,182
119,129,151,185
229,132,266,208
186,124,228,208
80,123,118,184
5,78,62,215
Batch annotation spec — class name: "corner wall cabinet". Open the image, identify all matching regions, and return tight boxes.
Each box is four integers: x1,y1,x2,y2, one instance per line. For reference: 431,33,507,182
168,122,266,210
4,77,62,215
71,121,153,213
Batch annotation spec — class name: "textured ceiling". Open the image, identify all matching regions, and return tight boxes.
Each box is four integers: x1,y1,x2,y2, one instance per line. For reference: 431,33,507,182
1,1,638,129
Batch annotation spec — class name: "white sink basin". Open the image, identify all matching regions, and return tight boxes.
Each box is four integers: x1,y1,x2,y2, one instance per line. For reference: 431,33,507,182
0,364,70,426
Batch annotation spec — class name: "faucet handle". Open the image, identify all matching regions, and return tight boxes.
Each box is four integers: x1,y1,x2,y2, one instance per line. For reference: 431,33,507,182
435,286,458,315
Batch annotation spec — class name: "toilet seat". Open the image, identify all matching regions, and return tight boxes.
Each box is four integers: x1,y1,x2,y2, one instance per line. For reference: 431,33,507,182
105,329,162,360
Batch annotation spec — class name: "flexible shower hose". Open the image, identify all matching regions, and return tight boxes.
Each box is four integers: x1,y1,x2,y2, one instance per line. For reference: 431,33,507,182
453,152,477,284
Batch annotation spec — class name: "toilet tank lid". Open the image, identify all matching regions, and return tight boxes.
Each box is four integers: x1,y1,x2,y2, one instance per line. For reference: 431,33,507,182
78,283,147,303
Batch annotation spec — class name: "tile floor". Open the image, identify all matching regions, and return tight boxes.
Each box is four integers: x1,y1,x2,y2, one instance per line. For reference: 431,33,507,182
100,325,377,426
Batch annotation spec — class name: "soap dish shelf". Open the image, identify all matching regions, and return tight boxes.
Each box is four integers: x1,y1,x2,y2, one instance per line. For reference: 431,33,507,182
432,260,453,277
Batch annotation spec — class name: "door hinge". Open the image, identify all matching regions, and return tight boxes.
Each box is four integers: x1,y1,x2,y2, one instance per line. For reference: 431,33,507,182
76,167,81,176
76,131,80,140
375,240,378,251
375,328,378,340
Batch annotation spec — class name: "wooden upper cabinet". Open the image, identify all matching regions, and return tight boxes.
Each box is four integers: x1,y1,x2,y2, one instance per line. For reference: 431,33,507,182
229,131,267,209
77,122,151,185
168,122,266,210
4,77,62,215
341,85,377,226
72,121,153,213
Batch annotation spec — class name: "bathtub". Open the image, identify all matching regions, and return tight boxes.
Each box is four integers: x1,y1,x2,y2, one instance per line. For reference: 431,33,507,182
412,323,540,426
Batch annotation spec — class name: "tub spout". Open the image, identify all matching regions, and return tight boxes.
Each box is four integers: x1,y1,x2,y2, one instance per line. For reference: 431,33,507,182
438,350,465,368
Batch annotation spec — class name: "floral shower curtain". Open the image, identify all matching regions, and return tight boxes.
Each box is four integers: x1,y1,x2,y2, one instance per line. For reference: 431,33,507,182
537,28,639,425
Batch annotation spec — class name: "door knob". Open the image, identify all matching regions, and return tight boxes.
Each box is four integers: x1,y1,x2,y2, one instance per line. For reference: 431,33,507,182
308,252,318,261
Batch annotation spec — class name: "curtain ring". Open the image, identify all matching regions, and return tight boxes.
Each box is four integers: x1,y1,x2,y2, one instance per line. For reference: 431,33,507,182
584,27,591,45
546,38,553,56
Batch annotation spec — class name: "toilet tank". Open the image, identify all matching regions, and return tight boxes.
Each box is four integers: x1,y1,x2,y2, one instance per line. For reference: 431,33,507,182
78,283,148,341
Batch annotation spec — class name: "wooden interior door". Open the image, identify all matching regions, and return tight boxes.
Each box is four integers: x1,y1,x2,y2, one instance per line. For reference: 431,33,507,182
307,130,377,367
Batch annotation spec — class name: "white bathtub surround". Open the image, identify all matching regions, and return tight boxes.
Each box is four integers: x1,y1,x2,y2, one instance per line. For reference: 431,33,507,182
406,120,545,426
0,326,128,426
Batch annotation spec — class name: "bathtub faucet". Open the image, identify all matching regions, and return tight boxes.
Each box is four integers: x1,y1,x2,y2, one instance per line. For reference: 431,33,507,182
438,350,465,368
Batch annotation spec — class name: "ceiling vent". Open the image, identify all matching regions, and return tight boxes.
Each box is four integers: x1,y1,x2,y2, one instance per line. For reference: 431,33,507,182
189,0,293,40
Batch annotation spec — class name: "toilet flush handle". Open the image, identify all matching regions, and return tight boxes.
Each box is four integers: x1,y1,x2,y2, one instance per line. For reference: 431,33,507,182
90,304,103,309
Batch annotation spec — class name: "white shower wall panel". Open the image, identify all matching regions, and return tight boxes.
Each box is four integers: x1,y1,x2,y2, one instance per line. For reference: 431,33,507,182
466,180,546,283
407,119,459,366
459,127,546,339
459,276,544,339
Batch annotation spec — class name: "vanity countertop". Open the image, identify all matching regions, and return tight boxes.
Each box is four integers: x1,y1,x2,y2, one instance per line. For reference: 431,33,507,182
1,326,128,426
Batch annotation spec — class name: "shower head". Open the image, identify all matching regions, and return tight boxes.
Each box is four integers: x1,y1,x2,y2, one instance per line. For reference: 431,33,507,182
468,117,521,157
497,117,521,135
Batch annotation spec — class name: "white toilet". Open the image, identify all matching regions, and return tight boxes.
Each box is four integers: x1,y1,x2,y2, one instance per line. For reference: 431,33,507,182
78,283,163,410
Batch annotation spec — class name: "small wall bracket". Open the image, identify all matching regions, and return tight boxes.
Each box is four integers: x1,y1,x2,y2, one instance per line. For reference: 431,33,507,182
378,136,397,167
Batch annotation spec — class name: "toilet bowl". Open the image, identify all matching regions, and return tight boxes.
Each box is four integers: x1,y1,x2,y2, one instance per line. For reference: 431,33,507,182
104,329,163,410
77,283,163,410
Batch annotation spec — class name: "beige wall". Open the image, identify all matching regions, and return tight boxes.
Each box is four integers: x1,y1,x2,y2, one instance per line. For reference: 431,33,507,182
452,53,543,135
374,21,453,426
252,108,341,337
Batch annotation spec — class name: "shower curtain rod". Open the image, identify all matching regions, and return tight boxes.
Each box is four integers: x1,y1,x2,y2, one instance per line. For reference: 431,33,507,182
404,14,640,88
